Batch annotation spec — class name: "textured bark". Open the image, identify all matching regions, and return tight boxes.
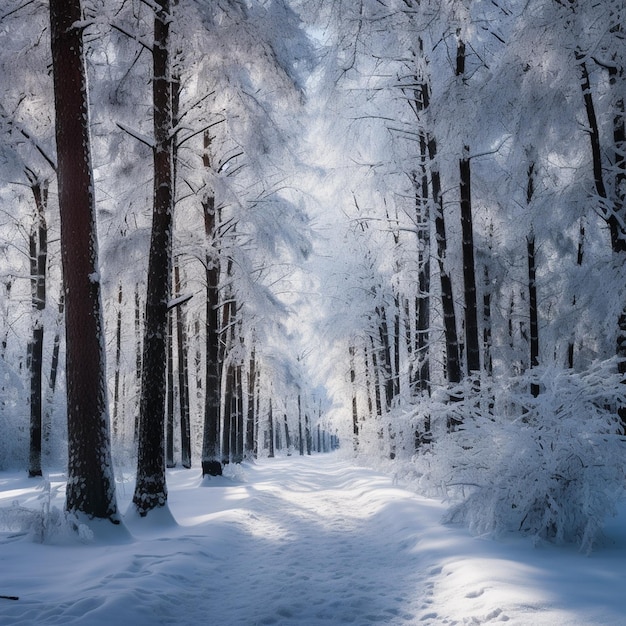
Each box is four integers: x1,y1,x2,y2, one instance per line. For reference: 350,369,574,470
415,161,431,396
175,263,192,468
430,136,461,387
200,132,222,476
375,305,394,410
166,312,175,468
246,347,257,457
28,180,47,478
298,393,305,456
460,147,480,374
133,0,173,515
527,234,540,398
349,346,359,451
49,0,118,520
268,398,275,458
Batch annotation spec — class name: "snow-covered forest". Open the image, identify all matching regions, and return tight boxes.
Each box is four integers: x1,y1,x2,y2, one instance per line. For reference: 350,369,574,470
2,0,626,600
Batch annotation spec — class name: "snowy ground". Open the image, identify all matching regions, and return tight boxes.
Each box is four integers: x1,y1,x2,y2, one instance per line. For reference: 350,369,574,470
1,453,626,625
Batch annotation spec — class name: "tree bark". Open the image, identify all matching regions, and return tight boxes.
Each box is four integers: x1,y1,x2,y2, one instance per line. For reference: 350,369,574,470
460,147,480,374
28,179,47,478
49,0,118,520
200,132,222,476
175,263,192,468
133,0,174,515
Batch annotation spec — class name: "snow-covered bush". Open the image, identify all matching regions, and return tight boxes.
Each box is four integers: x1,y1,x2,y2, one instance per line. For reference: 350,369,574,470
415,359,626,552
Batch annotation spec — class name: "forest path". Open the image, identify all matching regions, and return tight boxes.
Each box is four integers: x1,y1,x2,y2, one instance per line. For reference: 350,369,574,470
2,453,625,625
192,455,444,625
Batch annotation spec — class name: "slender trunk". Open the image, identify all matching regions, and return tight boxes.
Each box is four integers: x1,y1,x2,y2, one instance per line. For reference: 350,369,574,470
415,162,431,395
166,311,175,467
28,180,47,478
233,364,244,463
526,163,540,398
50,0,118,520
133,0,174,515
460,147,480,374
376,305,394,410
568,220,584,368
246,347,256,457
430,137,461,388
527,234,539,397
112,282,123,441
268,397,275,458
305,412,311,455
134,284,142,442
43,293,64,445
283,413,292,455
175,263,191,468
369,335,383,418
297,393,304,455
349,345,359,451
201,133,222,476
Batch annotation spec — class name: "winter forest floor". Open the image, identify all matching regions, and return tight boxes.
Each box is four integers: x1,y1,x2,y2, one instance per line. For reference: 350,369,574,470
1,453,626,625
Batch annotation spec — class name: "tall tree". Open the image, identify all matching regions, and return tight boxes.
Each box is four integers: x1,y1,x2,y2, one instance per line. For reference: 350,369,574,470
133,0,174,516
49,0,119,521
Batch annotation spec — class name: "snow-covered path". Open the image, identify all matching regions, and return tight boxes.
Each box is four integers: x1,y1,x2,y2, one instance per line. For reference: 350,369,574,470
2,453,626,625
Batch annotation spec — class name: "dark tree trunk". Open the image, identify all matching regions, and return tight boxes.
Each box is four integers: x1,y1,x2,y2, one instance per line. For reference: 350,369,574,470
568,220,584,368
376,305,394,410
460,147,480,375
527,234,540,398
415,162,431,396
175,263,192,468
369,335,383,418
526,163,540,398
283,413,292,454
268,397,275,458
201,132,222,476
298,393,305,456
166,311,175,468
133,0,173,515
305,412,312,455
28,179,47,478
246,347,256,457
43,293,64,445
112,282,123,442
134,284,142,442
430,137,461,388
49,0,118,521
233,364,244,463
349,345,359,451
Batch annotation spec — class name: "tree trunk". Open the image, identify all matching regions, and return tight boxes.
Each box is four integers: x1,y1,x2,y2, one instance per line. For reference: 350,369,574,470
112,282,123,442
349,345,359,451
166,310,175,468
430,136,462,389
527,234,539,398
28,179,47,478
268,397,275,458
246,347,257,457
201,132,222,476
568,220,584,368
295,393,303,455
134,284,142,442
460,146,480,375
175,263,192,468
49,0,118,521
375,305,394,410
133,0,173,516
415,163,431,396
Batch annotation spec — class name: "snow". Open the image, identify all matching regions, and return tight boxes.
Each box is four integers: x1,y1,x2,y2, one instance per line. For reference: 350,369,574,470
2,453,626,625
